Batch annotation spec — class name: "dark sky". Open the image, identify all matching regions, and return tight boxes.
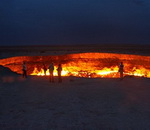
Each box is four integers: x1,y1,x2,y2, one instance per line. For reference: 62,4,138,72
0,0,150,46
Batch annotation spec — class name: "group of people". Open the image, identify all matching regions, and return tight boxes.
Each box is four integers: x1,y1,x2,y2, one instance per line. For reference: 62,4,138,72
48,63,62,83
22,61,124,81
22,62,63,83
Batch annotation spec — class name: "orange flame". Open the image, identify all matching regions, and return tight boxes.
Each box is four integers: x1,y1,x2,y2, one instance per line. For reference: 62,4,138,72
30,65,150,78
30,67,69,76
0,53,150,78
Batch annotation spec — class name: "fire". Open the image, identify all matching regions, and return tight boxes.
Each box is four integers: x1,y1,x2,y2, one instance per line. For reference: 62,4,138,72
30,65,150,78
31,67,69,76
0,52,150,78
96,66,119,77
126,67,150,77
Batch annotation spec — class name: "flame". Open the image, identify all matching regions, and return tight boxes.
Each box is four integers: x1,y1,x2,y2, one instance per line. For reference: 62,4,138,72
126,67,150,77
30,67,69,76
30,65,150,78
0,52,150,78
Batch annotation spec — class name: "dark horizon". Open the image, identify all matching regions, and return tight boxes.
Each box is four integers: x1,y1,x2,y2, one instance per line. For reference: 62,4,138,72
0,0,150,46
1,42,150,46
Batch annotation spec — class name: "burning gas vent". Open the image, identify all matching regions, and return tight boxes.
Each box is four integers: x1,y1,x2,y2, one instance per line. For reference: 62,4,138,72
0,53,150,78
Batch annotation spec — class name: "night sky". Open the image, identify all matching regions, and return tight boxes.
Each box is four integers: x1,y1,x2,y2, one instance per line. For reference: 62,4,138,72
0,0,150,46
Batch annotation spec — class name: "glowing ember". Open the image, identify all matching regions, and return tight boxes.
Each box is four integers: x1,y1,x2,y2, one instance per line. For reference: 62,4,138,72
0,53,150,78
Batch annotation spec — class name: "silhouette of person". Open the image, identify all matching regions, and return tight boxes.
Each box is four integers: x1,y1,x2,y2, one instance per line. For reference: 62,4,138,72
43,63,47,76
57,64,62,83
119,62,124,80
22,62,27,78
48,63,54,82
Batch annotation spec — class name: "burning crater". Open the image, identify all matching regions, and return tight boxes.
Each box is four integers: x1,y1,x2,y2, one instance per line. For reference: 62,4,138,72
0,53,150,78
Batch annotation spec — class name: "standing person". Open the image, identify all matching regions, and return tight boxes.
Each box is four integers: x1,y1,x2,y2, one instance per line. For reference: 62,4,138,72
43,63,47,76
119,62,124,80
48,63,54,82
57,64,62,83
22,62,27,78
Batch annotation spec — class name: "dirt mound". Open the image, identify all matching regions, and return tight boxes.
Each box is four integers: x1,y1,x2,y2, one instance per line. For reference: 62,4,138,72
0,65,18,76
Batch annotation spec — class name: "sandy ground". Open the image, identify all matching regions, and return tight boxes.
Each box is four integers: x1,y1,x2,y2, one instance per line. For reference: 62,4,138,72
0,75,150,130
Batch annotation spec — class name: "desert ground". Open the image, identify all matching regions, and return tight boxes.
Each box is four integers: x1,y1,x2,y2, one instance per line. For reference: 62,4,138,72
0,45,150,130
0,70,150,129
